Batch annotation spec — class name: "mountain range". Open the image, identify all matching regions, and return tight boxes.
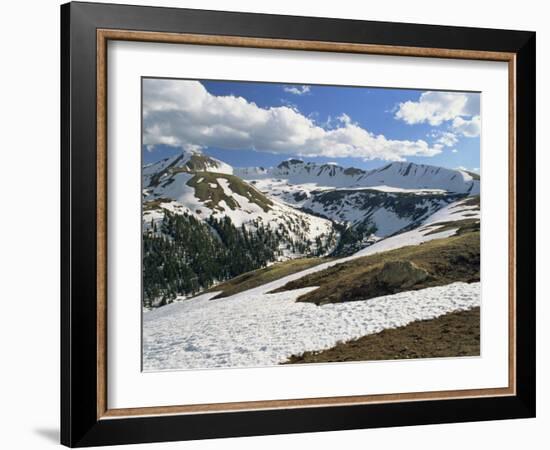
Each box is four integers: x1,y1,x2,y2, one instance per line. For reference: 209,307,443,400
142,150,480,306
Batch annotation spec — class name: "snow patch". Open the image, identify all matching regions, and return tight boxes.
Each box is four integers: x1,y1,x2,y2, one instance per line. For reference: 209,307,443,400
143,282,480,370
369,208,412,237
216,178,233,197
424,199,480,225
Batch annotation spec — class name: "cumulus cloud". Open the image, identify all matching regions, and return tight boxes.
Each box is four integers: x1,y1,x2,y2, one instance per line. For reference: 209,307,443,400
337,113,353,125
452,115,481,137
283,85,310,95
395,91,480,137
143,79,443,161
279,98,298,110
434,131,459,147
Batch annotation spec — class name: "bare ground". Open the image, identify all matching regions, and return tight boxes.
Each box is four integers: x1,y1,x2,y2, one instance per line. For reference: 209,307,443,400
283,307,480,364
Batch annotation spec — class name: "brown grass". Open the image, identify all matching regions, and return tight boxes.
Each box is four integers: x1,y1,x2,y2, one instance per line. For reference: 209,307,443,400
209,257,330,299
142,198,173,211
460,195,480,207
271,230,480,305
187,172,273,212
423,218,479,236
284,307,480,364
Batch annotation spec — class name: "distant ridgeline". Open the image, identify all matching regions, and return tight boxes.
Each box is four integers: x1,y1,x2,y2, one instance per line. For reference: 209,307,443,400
142,150,479,308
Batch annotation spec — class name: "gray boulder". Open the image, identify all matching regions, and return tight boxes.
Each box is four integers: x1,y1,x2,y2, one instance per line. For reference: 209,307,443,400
375,260,429,289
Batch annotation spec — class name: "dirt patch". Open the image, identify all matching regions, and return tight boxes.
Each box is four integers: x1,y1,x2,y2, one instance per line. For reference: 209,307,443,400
284,307,480,364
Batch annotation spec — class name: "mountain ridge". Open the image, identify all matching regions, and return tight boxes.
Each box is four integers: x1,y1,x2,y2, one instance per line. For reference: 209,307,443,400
143,150,479,246
236,158,479,195
142,149,480,305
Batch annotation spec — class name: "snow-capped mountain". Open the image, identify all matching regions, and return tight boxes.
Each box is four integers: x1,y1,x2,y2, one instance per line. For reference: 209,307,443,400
142,149,480,307
143,151,337,261
143,151,479,254
233,159,479,254
143,151,233,188
300,189,462,234
235,159,479,198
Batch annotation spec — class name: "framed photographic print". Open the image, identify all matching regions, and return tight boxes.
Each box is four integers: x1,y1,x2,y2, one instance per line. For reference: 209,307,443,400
61,1,536,447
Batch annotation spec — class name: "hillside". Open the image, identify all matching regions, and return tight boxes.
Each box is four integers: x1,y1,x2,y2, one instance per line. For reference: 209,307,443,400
284,307,480,363
143,192,481,369
143,279,479,370
208,257,329,299
272,228,479,304
143,151,337,257
142,149,480,308
142,151,338,307
236,159,478,254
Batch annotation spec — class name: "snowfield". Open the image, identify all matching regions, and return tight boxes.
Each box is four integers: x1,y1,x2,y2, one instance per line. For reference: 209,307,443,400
423,198,480,225
143,282,480,371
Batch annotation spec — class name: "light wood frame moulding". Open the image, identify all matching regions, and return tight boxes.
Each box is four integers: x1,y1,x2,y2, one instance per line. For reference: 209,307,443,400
96,29,517,420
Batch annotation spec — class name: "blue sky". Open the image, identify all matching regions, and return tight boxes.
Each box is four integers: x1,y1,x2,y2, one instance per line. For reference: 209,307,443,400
142,78,480,172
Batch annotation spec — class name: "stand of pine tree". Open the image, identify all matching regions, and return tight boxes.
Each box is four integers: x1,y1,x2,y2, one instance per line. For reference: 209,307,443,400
142,211,334,308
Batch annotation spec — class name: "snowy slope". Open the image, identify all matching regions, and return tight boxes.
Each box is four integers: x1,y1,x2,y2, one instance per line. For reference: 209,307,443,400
142,194,480,370
359,162,479,194
143,153,183,188
299,188,461,238
143,282,479,370
143,151,338,259
423,197,481,225
234,159,478,243
353,196,480,258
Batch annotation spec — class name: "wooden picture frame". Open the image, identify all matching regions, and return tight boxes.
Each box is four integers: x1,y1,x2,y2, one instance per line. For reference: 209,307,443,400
61,1,535,447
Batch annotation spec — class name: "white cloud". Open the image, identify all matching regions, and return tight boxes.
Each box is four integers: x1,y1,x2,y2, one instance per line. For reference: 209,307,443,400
452,149,458,153
337,113,353,125
143,79,443,161
322,115,334,129
452,115,481,137
434,131,459,147
279,98,298,110
395,91,480,127
283,85,311,95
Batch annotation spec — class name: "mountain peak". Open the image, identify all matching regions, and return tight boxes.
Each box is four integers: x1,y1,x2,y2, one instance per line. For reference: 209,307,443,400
183,153,232,173
363,161,479,194
277,159,305,170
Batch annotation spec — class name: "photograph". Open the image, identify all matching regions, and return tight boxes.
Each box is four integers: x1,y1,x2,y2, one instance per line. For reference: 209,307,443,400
141,78,481,371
